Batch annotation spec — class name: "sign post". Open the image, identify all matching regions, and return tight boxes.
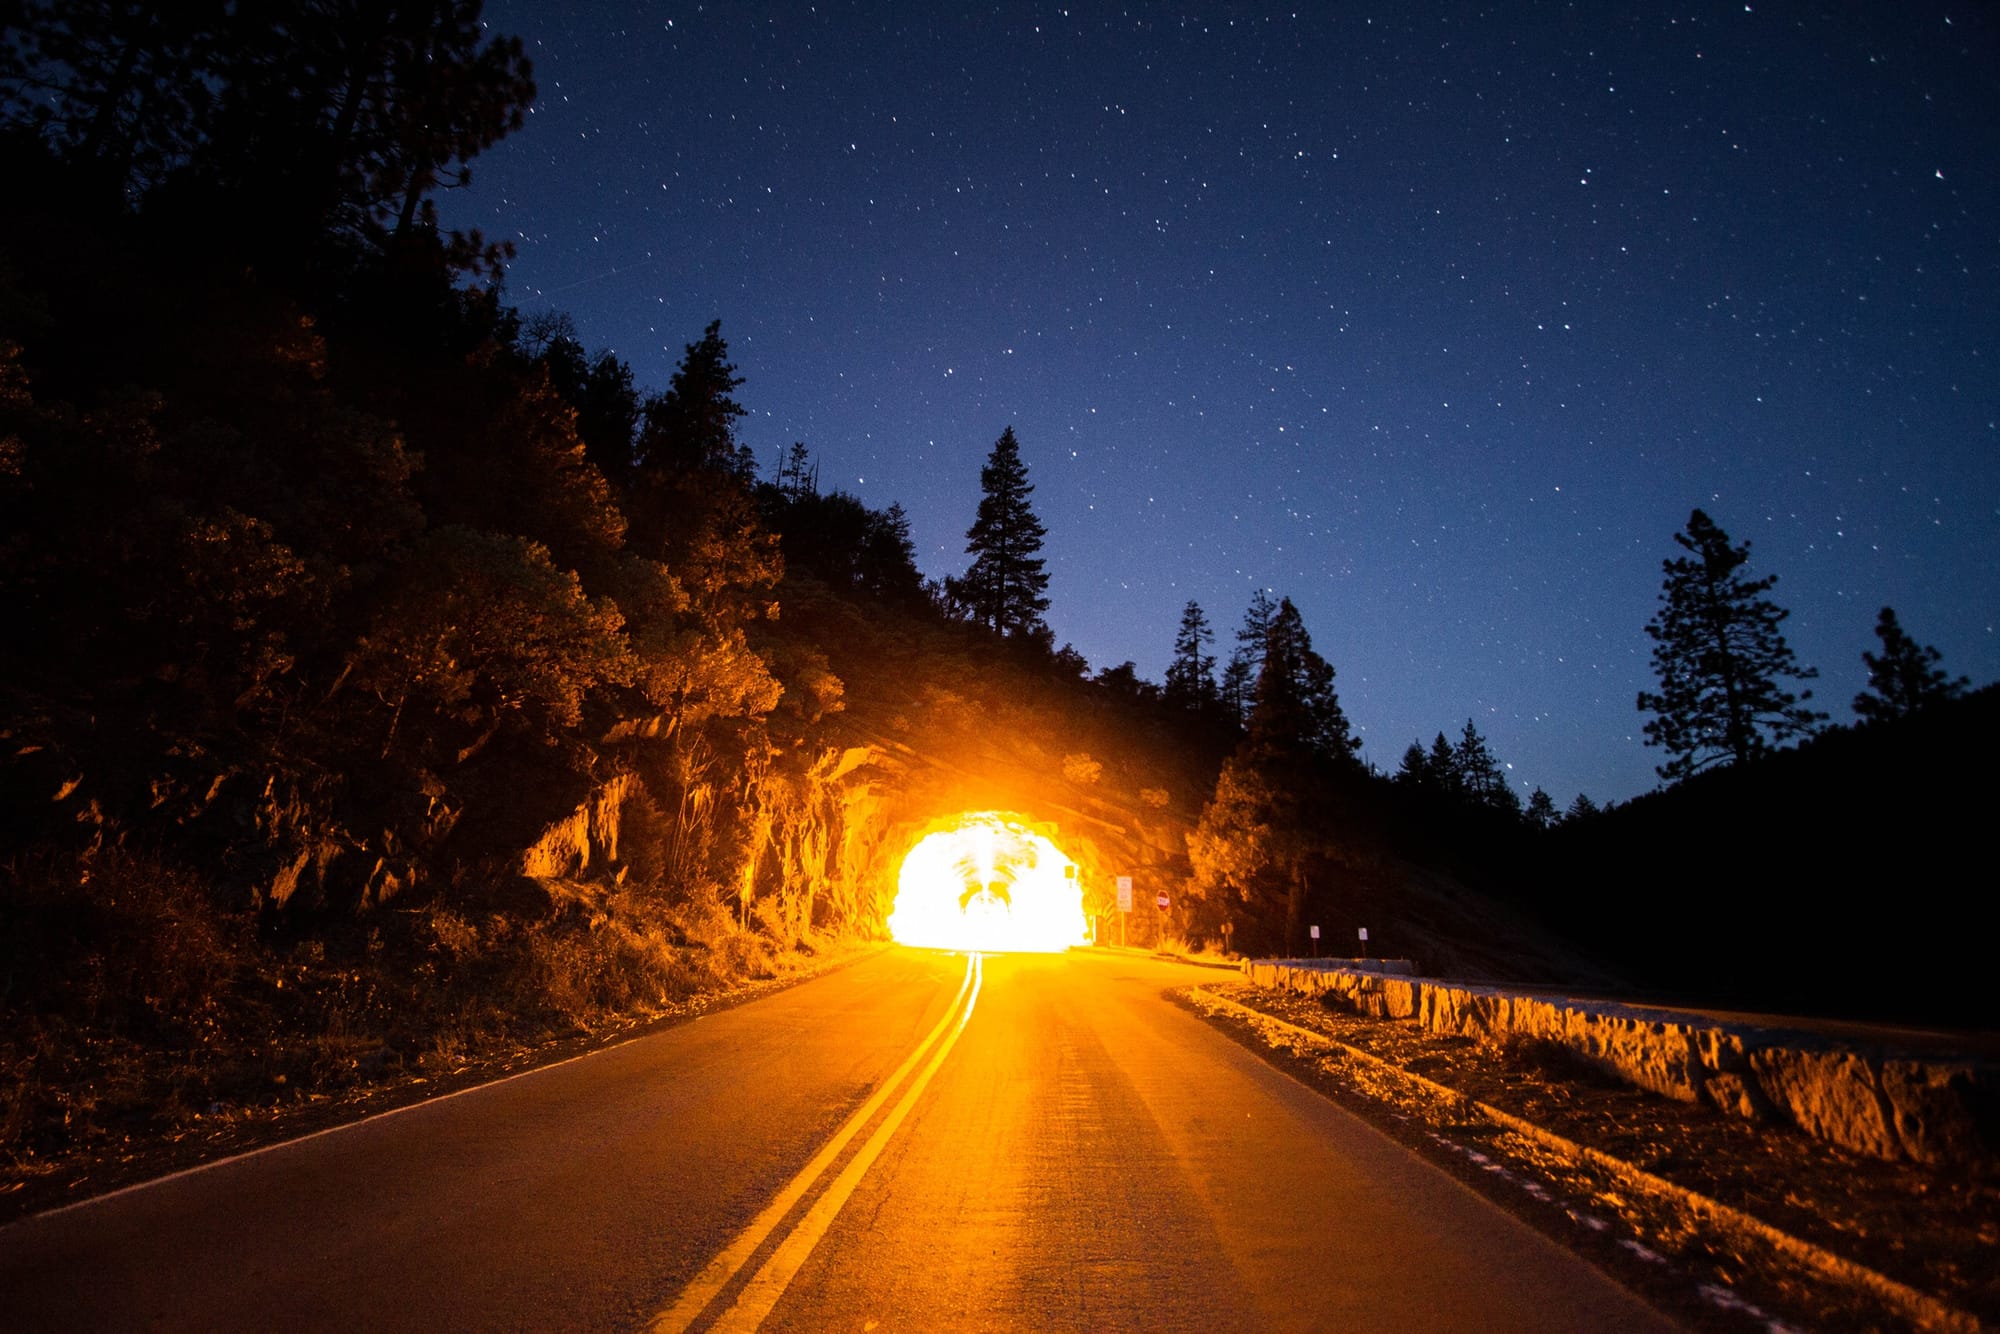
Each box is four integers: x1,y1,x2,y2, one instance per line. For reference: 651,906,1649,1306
1358,926,1369,958
1309,923,1320,959
1116,876,1133,946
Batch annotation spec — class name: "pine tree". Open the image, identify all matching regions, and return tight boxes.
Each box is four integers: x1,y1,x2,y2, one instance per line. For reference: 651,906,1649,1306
1452,719,1520,815
538,334,638,480
776,441,817,499
858,501,923,604
1565,792,1600,822
636,321,754,480
1524,787,1558,830
945,426,1050,639
627,321,778,614
1854,606,1966,722
1189,598,1359,953
1426,732,1460,796
1637,508,1825,781
1394,741,1433,788
1218,649,1253,725
1249,598,1360,766
1163,600,1218,714
1236,589,1279,680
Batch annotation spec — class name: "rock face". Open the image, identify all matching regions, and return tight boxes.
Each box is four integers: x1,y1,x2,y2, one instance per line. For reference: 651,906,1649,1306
1244,960,1996,1169
521,772,636,881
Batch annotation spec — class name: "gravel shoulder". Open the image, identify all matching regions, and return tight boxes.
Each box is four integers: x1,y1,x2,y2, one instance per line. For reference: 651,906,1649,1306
1178,980,1998,1333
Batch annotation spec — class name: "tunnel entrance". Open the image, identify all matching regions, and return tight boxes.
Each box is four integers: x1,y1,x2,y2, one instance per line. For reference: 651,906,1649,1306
885,812,1088,953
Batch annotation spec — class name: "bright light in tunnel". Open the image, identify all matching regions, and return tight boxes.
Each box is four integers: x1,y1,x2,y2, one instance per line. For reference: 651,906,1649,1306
886,813,1087,953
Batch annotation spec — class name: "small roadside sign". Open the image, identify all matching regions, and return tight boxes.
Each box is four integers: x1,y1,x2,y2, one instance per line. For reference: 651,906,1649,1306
1155,893,1170,910
1116,876,1133,913
1308,925,1320,939
1358,927,1369,942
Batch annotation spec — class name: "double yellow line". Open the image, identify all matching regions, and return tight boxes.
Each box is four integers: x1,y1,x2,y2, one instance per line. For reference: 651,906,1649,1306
645,951,985,1333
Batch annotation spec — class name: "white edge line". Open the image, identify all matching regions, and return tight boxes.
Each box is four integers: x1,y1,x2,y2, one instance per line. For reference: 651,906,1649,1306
3,955,896,1231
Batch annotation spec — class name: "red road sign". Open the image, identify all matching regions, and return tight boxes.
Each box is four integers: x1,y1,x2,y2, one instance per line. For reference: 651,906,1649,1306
1155,893,1170,909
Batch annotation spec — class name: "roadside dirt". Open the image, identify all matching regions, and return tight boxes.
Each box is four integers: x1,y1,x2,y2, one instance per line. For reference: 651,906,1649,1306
1180,980,1998,1333
0,943,887,1227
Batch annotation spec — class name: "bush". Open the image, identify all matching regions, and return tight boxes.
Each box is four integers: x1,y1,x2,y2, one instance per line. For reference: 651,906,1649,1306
0,845,244,1034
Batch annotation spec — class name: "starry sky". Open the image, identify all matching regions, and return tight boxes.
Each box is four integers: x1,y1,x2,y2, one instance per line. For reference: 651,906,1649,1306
443,3,1998,805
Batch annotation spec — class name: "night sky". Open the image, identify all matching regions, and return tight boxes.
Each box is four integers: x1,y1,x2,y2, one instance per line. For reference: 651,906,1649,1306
442,3,1998,806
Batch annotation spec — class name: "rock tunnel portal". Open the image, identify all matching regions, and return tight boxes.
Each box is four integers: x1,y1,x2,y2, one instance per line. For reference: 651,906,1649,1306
885,812,1088,953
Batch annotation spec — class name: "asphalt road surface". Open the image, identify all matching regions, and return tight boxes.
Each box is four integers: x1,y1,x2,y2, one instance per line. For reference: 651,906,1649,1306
0,948,1676,1331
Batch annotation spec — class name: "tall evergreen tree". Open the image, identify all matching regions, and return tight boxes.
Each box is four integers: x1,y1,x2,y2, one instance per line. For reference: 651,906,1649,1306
858,501,923,604
1452,718,1519,814
1524,787,1558,830
1565,792,1600,822
1235,588,1279,680
1189,597,1360,954
1426,731,1459,795
537,333,638,480
1853,606,1967,722
1394,740,1434,788
1637,508,1824,781
1218,648,1253,726
1163,599,1218,714
1248,598,1360,766
627,321,778,614
776,441,817,498
636,320,754,480
945,426,1050,639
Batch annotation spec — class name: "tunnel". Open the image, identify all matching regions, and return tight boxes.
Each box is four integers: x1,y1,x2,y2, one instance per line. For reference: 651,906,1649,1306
884,811,1089,953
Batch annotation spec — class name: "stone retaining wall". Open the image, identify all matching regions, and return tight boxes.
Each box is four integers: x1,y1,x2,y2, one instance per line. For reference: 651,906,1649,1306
1243,960,1995,1169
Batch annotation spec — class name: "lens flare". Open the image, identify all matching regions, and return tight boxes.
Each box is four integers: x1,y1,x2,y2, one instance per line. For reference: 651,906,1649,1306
886,813,1087,953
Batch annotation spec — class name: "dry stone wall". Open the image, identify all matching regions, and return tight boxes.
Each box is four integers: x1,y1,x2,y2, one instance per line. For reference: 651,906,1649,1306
1244,960,1995,1170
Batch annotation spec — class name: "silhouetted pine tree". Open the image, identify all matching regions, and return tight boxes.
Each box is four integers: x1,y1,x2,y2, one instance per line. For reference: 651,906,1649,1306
636,321,754,480
1188,599,1360,954
1853,606,1967,722
776,441,817,498
1565,792,1600,822
1638,508,1824,781
1218,649,1253,726
536,333,638,481
1452,718,1519,814
1426,732,1459,795
628,322,779,616
1525,787,1557,830
1235,589,1278,681
1249,598,1360,767
858,502,923,604
1164,600,1218,715
945,426,1050,639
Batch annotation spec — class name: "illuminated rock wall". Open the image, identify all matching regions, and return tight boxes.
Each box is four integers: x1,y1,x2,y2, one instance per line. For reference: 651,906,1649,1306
1244,961,1996,1169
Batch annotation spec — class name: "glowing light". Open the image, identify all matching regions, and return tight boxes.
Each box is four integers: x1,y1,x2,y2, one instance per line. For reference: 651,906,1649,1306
886,813,1087,953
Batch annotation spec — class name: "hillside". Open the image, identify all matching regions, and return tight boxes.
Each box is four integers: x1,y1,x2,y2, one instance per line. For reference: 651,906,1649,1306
1528,684,2000,1028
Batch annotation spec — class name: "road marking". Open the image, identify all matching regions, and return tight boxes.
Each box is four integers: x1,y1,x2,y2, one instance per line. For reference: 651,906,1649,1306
646,952,983,1333
5,948,895,1233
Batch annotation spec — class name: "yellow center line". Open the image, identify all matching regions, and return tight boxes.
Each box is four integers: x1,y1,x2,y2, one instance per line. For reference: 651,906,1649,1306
644,952,981,1333
708,951,983,1333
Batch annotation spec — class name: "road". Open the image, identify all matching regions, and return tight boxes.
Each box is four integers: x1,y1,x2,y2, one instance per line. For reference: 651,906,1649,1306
0,948,1675,1331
